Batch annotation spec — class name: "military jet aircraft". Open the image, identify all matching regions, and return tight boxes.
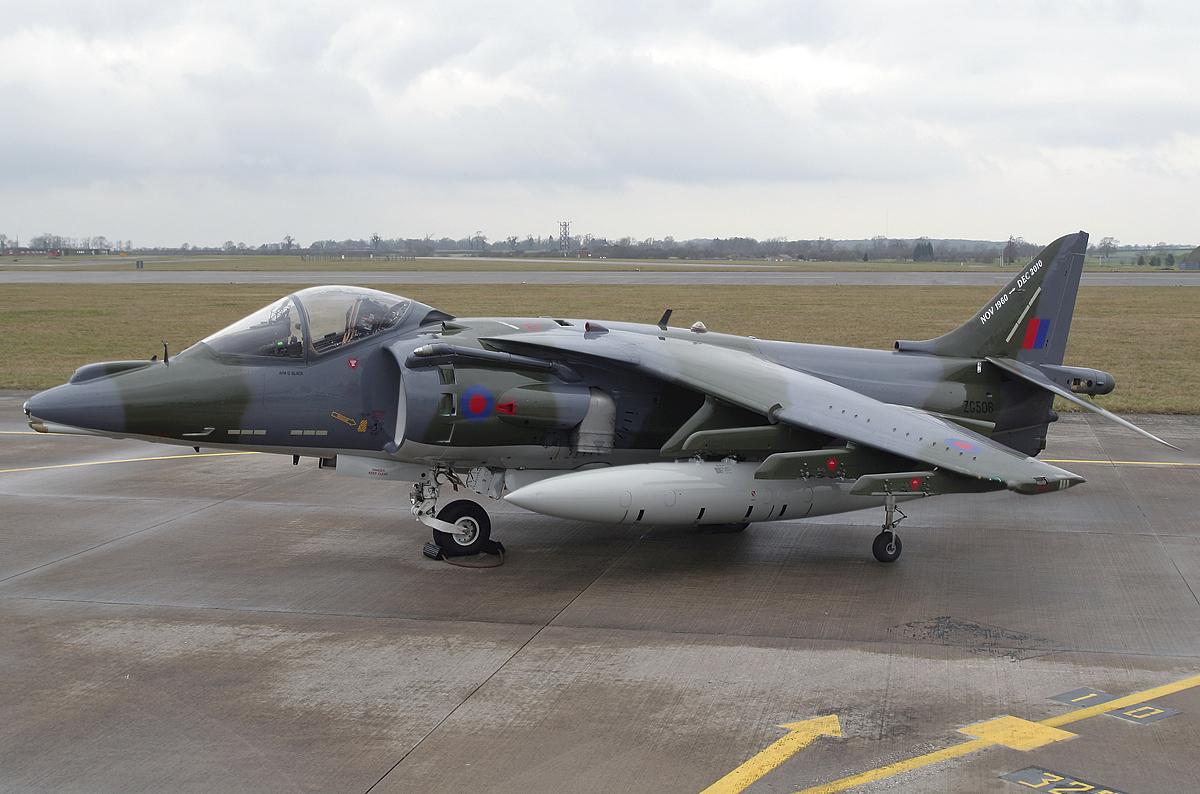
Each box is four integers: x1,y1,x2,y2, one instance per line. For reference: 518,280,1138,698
23,230,1173,562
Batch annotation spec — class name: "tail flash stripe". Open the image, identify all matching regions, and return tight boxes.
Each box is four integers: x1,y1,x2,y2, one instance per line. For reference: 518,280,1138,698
1022,319,1049,350
1022,320,1040,348
1034,319,1050,349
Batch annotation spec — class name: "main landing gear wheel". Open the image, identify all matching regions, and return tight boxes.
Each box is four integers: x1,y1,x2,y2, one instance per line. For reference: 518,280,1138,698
872,531,902,563
433,500,491,557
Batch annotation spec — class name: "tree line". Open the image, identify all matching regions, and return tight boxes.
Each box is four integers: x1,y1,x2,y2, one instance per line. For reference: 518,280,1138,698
154,233,1021,263
1,233,133,253
5,230,1191,264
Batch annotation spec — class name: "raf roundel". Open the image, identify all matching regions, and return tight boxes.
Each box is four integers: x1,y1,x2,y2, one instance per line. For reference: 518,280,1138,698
461,385,495,422
946,439,981,453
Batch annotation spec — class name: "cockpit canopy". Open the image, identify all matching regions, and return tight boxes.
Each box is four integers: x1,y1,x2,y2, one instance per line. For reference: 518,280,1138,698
199,286,448,360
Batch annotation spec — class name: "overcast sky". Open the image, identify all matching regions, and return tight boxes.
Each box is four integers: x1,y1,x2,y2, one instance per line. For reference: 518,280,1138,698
2,0,1197,248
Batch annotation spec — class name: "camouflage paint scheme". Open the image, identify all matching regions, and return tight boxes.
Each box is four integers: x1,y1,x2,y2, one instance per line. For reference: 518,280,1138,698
23,231,1171,561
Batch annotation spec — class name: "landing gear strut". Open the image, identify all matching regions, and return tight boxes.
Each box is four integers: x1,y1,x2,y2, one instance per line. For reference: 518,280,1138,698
411,468,502,559
872,493,905,563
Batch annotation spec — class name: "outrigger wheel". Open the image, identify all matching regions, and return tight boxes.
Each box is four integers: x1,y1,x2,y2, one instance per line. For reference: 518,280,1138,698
872,530,902,563
871,492,904,563
431,499,492,557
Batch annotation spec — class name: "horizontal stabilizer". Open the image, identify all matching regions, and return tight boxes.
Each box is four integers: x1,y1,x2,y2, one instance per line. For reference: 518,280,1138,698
986,357,1179,450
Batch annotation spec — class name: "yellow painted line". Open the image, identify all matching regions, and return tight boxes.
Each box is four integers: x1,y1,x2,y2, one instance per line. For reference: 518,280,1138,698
1044,458,1200,467
701,716,841,794
788,672,1200,794
0,451,259,474
791,738,991,794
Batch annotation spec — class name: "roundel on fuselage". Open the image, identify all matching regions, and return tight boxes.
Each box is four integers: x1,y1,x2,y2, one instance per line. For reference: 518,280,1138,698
461,385,495,422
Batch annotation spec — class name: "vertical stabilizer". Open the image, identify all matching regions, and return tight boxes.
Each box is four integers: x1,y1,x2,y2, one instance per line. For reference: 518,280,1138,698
894,231,1088,365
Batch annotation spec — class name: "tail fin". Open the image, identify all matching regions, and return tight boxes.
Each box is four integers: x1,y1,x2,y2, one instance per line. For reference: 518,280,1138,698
894,231,1088,365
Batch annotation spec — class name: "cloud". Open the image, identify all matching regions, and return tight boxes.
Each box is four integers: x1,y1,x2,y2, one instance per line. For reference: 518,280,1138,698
1,0,1197,244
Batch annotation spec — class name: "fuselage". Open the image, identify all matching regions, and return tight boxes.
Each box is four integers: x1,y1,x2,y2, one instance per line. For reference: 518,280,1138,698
23,286,1054,472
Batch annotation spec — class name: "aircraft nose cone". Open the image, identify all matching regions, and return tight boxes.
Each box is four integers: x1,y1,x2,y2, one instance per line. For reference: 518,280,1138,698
24,381,126,434
23,391,50,423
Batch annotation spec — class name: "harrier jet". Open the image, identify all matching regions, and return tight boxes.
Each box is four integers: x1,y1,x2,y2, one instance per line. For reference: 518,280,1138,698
24,231,1170,562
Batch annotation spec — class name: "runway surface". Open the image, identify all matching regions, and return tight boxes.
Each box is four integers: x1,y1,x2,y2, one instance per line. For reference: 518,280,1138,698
2,390,1199,794
2,269,1199,286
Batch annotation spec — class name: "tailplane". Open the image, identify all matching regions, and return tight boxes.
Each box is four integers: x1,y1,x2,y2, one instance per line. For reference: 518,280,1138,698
894,231,1088,365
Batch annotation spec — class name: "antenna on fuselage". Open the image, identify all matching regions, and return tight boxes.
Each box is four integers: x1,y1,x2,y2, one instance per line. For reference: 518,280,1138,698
162,341,170,366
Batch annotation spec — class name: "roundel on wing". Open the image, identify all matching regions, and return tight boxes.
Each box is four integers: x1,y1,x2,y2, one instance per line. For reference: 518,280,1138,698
461,385,495,422
946,438,980,453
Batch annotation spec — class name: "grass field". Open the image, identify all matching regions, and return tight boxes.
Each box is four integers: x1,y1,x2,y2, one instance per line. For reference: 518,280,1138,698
1,283,1196,413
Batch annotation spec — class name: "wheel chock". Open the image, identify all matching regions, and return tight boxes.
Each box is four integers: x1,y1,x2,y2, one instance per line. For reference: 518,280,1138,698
424,538,506,562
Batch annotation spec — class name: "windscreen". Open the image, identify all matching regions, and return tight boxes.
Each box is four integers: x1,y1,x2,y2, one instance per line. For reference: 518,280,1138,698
199,296,304,358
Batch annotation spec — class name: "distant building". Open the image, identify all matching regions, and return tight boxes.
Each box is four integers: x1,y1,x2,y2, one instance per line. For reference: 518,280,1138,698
1182,245,1200,270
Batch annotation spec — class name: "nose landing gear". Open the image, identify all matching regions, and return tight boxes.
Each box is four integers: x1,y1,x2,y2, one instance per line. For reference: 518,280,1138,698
411,468,504,560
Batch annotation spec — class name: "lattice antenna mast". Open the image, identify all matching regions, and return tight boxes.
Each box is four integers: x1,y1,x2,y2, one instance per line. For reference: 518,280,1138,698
559,221,570,257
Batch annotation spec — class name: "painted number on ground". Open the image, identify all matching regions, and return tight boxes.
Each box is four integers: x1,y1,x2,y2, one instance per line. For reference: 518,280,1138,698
1107,704,1180,724
1049,687,1181,725
1048,688,1117,707
1002,766,1130,793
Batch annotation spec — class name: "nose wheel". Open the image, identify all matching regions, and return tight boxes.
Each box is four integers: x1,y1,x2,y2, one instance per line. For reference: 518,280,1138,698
432,500,492,556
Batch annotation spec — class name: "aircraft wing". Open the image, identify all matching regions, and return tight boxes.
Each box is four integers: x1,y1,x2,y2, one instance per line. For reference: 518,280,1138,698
492,328,1084,495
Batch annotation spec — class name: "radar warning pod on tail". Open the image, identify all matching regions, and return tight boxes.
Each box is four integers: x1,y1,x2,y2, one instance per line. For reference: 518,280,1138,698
23,231,1174,562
